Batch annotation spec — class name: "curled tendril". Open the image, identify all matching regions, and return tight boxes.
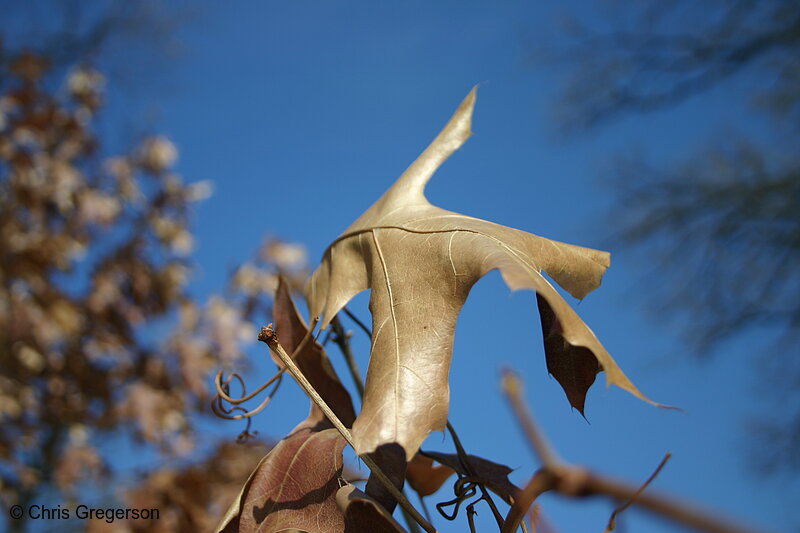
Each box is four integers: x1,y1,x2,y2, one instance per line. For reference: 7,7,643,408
435,473,517,533
212,371,284,421
210,316,320,432
436,476,480,521
236,418,259,443
214,367,285,406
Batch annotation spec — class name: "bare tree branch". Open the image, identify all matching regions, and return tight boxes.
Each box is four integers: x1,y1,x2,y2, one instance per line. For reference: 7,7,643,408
500,370,762,533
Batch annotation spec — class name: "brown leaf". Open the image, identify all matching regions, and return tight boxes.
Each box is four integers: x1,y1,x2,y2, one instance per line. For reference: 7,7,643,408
406,453,456,497
272,277,357,429
277,277,405,513
216,431,414,533
216,426,346,533
537,294,601,415
216,283,360,533
306,87,663,460
421,450,519,504
336,485,407,533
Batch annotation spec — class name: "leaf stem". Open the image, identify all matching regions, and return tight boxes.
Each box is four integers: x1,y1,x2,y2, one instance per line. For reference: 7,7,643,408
259,324,437,533
330,313,422,533
331,314,366,400
343,305,373,338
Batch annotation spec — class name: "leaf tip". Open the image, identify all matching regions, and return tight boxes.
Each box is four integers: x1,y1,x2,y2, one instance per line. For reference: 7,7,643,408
433,85,479,154
457,85,478,135
602,372,680,412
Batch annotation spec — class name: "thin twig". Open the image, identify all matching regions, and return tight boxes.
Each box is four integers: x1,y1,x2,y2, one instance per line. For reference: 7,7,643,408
418,492,434,524
586,472,756,533
500,369,562,468
289,314,320,361
502,470,554,533
500,368,765,533
402,506,423,533
259,324,437,533
528,505,539,533
212,316,318,406
343,305,372,338
446,421,505,529
331,314,365,399
604,453,672,533
329,313,421,533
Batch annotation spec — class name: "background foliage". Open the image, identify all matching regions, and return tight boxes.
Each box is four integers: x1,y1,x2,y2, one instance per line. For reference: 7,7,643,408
547,0,800,472
1,1,798,532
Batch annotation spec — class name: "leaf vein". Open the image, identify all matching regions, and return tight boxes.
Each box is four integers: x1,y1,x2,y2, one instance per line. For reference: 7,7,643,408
371,229,400,438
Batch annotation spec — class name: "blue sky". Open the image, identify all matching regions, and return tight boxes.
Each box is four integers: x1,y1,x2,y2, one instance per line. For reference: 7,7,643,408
101,2,795,531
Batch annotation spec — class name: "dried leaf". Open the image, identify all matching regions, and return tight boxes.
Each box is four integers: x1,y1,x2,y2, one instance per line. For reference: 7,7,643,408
306,87,662,460
216,426,347,533
406,453,456,497
336,485,408,533
421,450,519,504
217,433,413,533
216,283,359,533
272,277,357,429
537,294,600,414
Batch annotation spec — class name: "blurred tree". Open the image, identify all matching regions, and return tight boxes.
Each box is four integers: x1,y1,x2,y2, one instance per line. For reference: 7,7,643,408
86,440,272,533
548,0,800,472
0,4,309,532
0,0,184,87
